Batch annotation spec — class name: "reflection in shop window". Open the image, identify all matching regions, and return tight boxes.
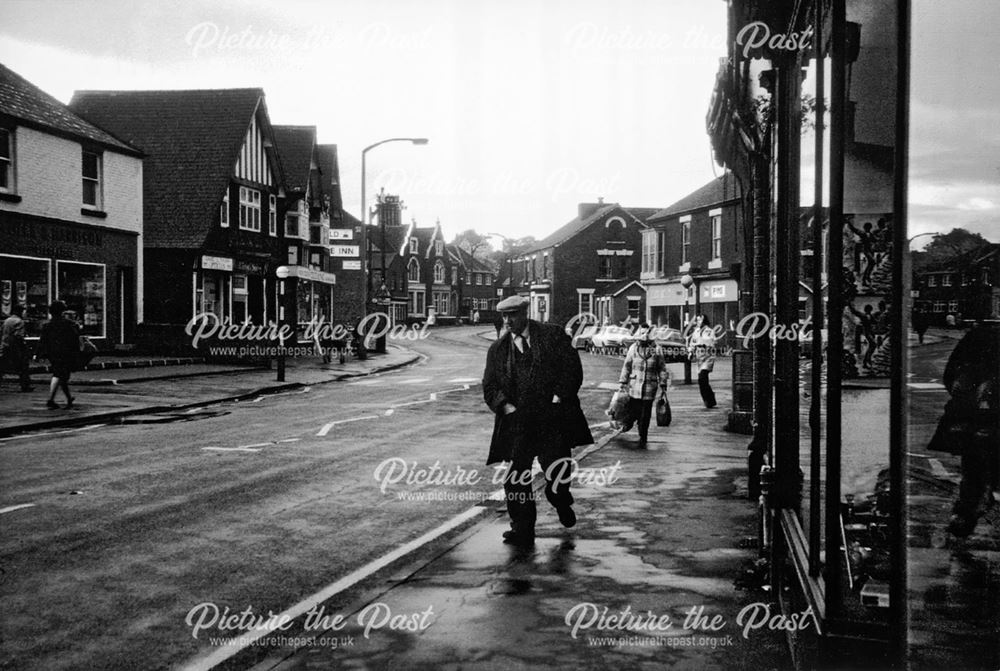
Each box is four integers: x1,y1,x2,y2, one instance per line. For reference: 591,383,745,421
57,261,104,337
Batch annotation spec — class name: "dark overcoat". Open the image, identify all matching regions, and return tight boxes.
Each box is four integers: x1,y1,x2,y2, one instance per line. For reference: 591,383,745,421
482,320,594,464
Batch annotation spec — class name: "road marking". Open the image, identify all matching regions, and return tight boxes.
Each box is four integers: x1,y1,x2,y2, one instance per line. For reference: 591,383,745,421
241,442,272,449
928,458,954,479
277,438,300,444
183,506,486,671
391,398,435,408
0,503,36,515
396,377,430,385
201,447,262,453
907,382,943,390
316,415,379,437
447,377,480,383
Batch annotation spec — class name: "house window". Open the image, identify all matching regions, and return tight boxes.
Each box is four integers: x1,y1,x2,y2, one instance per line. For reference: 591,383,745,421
656,231,665,274
982,269,992,286
434,261,445,283
711,215,722,260
435,240,443,256
407,258,420,282
543,254,549,279
239,186,262,232
409,238,418,254
82,149,102,208
948,300,959,313
681,220,691,264
220,189,229,227
268,195,277,236
932,301,946,313
941,274,952,287
286,213,299,237
0,128,14,193
642,231,656,273
473,273,480,285
599,257,615,279
579,292,593,315
433,291,449,314
926,275,936,287
627,299,641,319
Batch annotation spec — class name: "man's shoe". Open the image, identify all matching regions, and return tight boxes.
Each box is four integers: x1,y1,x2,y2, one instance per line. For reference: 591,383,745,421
46,400,60,409
502,530,535,546
637,439,647,450
557,505,576,528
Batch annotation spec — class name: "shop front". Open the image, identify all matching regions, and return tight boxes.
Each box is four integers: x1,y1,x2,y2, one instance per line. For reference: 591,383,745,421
646,280,690,330
0,214,138,346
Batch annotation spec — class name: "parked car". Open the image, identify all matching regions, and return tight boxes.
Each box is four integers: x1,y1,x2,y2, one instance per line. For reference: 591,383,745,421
589,325,634,353
570,324,599,350
646,325,689,363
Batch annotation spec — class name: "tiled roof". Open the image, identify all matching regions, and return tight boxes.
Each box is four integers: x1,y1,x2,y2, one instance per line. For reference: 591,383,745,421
69,88,268,248
525,204,656,254
648,174,741,221
371,224,411,268
451,244,494,273
273,125,315,193
596,279,645,297
0,63,140,155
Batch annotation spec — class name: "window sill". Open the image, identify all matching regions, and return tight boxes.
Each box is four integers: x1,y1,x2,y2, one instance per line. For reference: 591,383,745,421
81,207,107,218
0,192,22,203
708,258,723,270
678,262,691,273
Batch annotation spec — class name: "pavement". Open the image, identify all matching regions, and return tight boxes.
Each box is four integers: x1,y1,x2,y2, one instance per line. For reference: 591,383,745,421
188,364,793,671
0,345,422,438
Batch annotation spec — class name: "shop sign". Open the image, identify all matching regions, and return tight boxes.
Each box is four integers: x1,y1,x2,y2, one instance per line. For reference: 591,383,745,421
235,260,266,275
330,245,360,258
202,255,233,272
341,260,362,270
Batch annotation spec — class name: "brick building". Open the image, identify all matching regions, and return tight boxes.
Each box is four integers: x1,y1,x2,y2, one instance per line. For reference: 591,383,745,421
643,174,743,333
511,200,658,328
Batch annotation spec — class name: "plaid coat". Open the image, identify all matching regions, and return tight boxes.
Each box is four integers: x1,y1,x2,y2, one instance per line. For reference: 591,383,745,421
619,342,670,400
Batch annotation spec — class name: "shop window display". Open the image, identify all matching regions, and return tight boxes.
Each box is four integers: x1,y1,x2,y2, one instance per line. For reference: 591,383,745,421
56,261,105,337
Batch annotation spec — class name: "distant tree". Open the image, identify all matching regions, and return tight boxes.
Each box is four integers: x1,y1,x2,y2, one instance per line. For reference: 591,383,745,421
912,228,991,273
451,229,495,261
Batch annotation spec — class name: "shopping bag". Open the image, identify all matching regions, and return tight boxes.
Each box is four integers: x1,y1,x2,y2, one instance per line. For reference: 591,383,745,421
606,390,630,428
77,336,98,371
656,395,672,427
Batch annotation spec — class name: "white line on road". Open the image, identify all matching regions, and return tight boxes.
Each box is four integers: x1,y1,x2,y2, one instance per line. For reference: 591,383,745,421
907,382,945,390
240,442,273,449
0,503,36,514
391,398,435,408
316,415,380,437
201,447,262,453
182,506,486,671
396,378,430,385
277,438,300,444
447,378,480,383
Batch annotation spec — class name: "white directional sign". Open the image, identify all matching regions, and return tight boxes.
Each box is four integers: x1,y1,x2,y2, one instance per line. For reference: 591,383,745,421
341,260,362,270
329,229,353,241
330,245,360,257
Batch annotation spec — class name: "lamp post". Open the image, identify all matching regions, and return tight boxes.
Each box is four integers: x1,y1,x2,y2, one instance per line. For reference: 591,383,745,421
361,137,429,313
681,273,694,384
275,265,289,382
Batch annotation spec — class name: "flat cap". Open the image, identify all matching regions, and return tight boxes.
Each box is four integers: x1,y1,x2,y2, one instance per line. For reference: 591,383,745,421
496,295,530,312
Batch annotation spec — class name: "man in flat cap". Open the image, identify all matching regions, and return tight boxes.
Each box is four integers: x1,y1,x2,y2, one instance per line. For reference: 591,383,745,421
482,295,594,545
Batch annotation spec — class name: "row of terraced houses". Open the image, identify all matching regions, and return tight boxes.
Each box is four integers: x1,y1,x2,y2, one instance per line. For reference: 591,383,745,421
1,61,752,353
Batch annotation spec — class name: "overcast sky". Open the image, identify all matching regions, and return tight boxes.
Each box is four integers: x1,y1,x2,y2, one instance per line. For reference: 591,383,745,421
1,0,996,246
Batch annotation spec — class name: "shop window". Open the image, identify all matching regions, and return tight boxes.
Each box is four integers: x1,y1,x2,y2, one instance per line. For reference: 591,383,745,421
82,149,102,209
239,186,261,232
1,254,50,337
0,128,14,193
56,261,105,337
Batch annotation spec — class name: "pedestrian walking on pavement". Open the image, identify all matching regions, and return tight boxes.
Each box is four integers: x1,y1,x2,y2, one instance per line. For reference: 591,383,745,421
618,324,670,449
1,304,33,392
927,322,998,537
36,300,81,409
482,295,594,546
689,313,718,408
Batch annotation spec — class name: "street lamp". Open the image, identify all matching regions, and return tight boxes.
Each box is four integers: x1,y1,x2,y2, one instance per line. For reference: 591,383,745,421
361,137,429,315
681,273,694,384
275,265,290,382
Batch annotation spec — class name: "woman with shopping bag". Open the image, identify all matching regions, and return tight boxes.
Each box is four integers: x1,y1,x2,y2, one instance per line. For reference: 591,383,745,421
618,324,671,449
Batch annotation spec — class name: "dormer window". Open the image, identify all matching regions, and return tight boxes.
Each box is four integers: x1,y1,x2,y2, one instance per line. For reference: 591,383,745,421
409,238,418,254
435,240,443,256
239,186,262,232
